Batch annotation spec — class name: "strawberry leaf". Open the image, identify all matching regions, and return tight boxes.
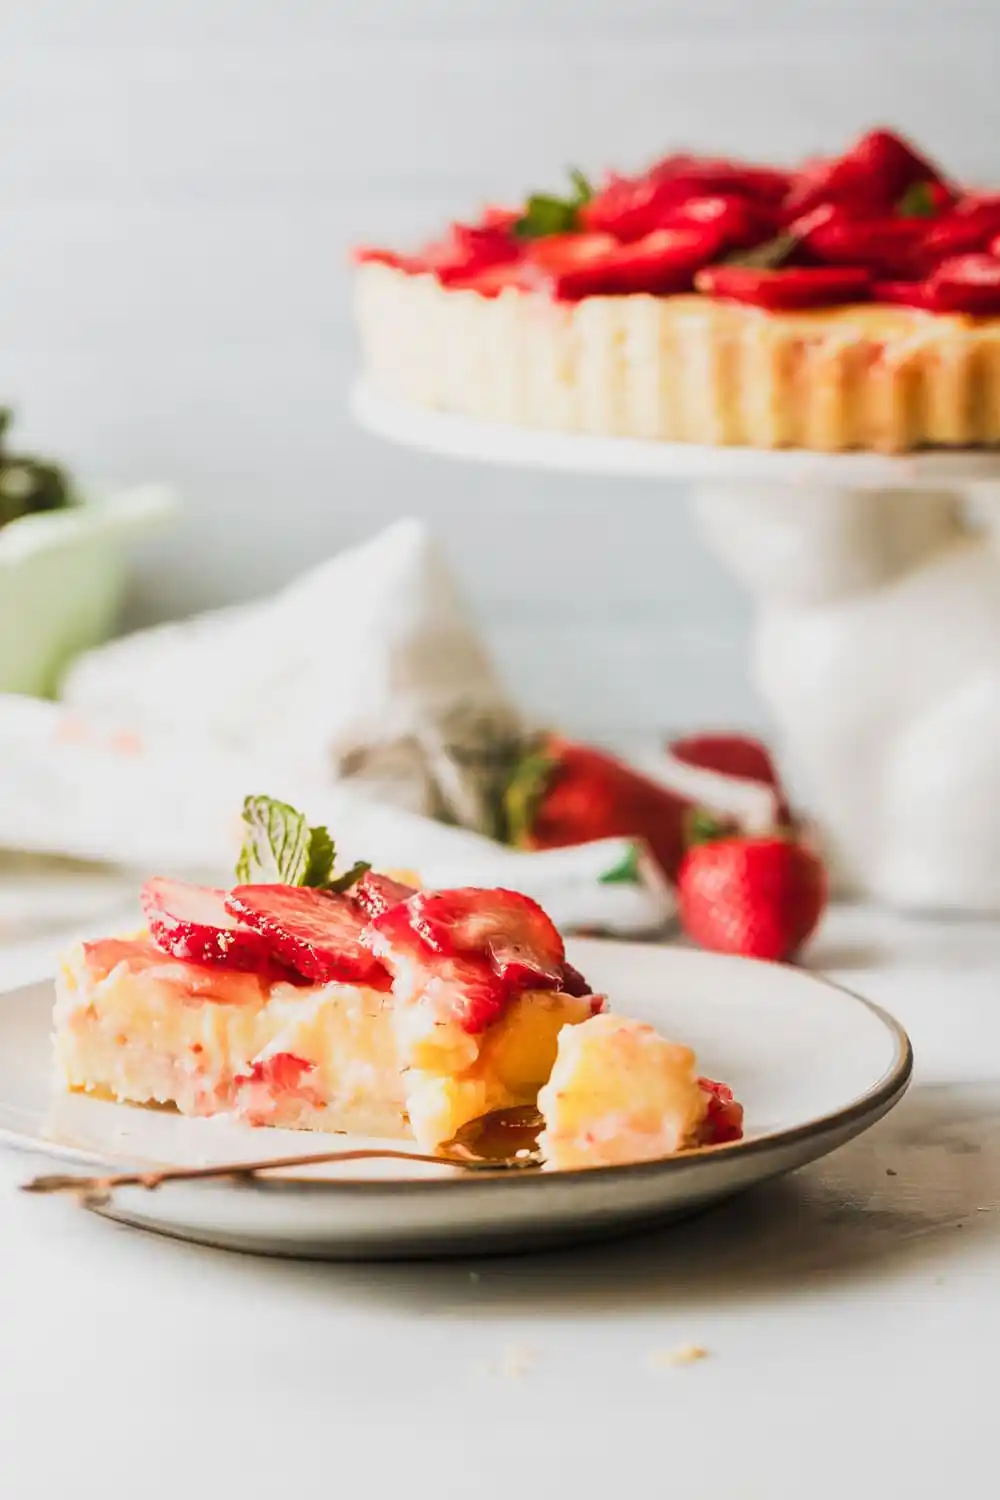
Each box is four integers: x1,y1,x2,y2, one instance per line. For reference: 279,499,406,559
598,843,642,885
897,181,937,219
501,742,557,845
723,230,800,270
685,807,737,848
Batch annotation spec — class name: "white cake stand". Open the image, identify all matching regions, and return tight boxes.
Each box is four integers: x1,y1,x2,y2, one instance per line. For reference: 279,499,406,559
351,379,1000,912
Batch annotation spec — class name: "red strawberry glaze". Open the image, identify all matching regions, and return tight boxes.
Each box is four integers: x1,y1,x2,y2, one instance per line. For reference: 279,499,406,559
356,128,1000,314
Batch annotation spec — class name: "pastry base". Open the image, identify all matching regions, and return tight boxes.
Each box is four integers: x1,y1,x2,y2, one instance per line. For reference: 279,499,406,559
356,264,1000,454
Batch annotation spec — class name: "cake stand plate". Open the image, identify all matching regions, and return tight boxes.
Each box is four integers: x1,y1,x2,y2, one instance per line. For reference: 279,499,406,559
351,380,1000,490
351,379,1000,912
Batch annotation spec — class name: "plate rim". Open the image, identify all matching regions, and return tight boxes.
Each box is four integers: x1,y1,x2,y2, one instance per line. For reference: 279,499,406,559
0,956,913,1193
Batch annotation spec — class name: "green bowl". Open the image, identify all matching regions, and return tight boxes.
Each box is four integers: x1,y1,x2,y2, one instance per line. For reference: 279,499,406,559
0,485,175,697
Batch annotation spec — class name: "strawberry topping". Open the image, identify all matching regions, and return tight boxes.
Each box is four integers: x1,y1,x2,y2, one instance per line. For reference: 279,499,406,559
141,877,279,972
368,888,566,1033
366,902,513,1032
531,226,723,300
926,253,1000,314
784,128,944,217
225,885,392,988
405,887,565,989
355,128,1000,314
872,280,937,310
559,960,593,997
695,265,872,310
353,871,418,920
697,1077,745,1145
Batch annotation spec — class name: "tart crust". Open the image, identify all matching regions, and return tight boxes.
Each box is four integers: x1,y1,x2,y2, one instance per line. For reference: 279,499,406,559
356,263,1000,453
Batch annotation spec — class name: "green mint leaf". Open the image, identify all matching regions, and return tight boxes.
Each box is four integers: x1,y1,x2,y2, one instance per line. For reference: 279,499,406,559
514,168,595,240
236,794,371,893
568,167,594,203
723,230,800,270
897,181,936,219
515,194,580,240
303,824,336,888
598,844,642,885
236,795,311,885
327,860,371,894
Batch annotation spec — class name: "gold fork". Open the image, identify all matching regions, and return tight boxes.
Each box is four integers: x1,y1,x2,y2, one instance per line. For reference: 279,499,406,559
21,1105,545,1204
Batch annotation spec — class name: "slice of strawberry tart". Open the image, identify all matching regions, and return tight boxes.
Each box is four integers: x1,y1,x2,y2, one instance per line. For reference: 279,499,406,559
53,796,743,1165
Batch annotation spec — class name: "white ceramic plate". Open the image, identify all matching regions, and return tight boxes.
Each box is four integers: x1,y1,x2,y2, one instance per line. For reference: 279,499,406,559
0,939,911,1260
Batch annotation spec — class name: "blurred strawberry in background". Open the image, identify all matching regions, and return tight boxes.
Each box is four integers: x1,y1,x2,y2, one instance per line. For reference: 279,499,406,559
502,730,791,884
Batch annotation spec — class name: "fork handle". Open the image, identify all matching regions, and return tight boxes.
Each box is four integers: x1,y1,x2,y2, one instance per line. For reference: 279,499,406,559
20,1146,494,1197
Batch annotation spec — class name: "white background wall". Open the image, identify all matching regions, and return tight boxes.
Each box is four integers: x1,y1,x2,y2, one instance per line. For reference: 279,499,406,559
1,0,998,738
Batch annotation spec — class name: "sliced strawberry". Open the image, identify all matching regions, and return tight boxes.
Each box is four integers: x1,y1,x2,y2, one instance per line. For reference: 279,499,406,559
581,174,685,242
665,193,776,251
352,246,422,272
697,1078,745,1145
225,885,392,988
479,205,520,231
527,226,720,299
236,1052,316,1095
141,877,278,972
354,871,417,920
367,903,510,1032
873,280,937,310
559,960,593,997
521,232,622,298
405,888,565,990
803,215,925,277
696,264,872,310
920,197,1000,266
583,158,786,244
785,128,944,217
418,222,520,284
646,154,790,201
457,261,532,297
601,225,723,294
232,1053,323,1125
927,254,1000,314
670,733,782,790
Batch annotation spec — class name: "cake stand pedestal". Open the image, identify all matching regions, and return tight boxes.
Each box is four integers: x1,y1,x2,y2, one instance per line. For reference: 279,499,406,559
352,380,1000,911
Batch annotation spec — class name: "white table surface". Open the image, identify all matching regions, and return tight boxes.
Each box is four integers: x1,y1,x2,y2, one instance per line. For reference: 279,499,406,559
1,883,997,1500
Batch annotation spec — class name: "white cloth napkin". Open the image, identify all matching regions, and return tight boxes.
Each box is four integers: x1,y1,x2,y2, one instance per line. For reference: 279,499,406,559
63,519,523,835
0,695,674,937
0,519,679,934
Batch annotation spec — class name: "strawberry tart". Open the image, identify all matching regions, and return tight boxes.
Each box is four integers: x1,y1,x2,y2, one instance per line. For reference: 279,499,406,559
355,128,1000,452
53,796,742,1167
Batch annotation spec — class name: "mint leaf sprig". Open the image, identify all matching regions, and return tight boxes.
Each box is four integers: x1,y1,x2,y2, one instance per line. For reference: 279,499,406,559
235,795,370,893
514,167,594,240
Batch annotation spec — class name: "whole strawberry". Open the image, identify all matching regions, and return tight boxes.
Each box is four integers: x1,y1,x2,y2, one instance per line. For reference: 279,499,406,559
677,824,827,963
503,734,690,882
